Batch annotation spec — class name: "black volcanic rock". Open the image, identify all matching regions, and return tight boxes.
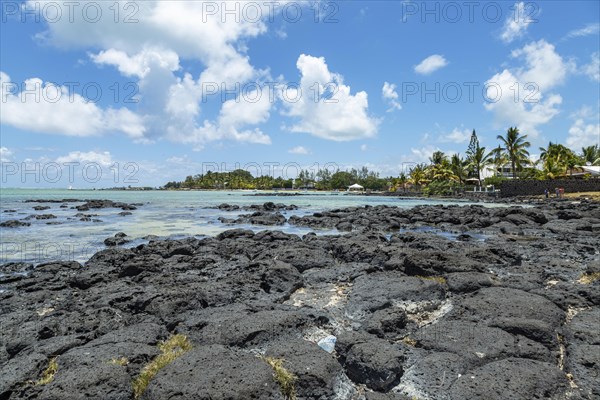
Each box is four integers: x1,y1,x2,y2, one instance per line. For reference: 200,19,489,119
0,219,30,227
1,200,599,399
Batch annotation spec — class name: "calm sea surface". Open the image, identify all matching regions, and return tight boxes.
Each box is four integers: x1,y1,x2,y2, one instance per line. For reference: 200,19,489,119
0,189,504,265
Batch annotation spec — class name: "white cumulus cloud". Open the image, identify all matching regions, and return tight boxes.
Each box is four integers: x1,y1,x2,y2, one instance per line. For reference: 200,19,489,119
90,47,180,79
414,55,448,75
0,147,13,162
484,40,568,138
28,0,296,148
288,146,310,155
500,2,534,43
409,145,440,164
382,82,402,112
169,88,273,149
283,54,378,142
440,128,472,144
582,52,600,82
56,151,114,167
0,72,146,139
567,107,600,149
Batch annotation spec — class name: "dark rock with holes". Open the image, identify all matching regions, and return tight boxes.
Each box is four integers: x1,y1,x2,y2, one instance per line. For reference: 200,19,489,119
264,338,343,399
448,287,565,348
399,352,469,399
346,272,445,317
445,272,499,293
448,358,569,400
1,201,600,399
365,308,408,339
141,345,282,400
414,320,552,363
341,337,404,392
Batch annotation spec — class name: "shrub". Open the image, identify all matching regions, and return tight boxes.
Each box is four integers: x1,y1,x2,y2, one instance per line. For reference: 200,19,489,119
483,175,508,187
423,181,461,196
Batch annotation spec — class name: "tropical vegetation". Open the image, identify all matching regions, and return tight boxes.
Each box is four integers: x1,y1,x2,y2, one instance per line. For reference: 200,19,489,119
164,166,393,191
164,128,598,194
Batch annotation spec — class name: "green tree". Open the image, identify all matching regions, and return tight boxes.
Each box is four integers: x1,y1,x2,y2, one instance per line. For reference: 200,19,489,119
409,164,428,189
581,145,600,166
466,129,479,159
330,171,354,189
429,150,447,166
537,156,566,179
450,154,468,184
395,172,408,192
467,147,492,184
539,142,579,177
490,145,508,177
497,127,531,179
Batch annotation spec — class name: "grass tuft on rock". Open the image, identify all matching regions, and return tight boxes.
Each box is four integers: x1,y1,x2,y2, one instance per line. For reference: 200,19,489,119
34,357,58,385
416,275,447,285
132,334,192,399
401,336,418,347
109,357,129,366
577,272,600,285
263,356,297,400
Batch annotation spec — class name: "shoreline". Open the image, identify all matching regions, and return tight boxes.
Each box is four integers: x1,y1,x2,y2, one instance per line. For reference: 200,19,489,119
1,200,599,399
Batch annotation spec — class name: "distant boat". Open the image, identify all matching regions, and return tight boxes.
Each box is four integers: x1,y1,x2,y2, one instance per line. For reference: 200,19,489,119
68,186,73,190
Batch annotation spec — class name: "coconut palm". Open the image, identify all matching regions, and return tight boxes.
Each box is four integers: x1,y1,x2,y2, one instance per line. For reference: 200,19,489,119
450,154,468,184
409,164,428,189
539,142,580,176
489,145,508,177
497,127,531,179
467,147,492,184
581,145,600,166
538,157,567,179
394,172,408,193
430,160,459,182
429,151,447,166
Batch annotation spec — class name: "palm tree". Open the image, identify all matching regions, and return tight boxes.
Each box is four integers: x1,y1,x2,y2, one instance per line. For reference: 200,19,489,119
490,145,508,177
429,151,447,166
497,127,531,179
430,160,459,182
538,157,566,179
394,173,408,193
450,154,468,184
409,164,428,189
581,145,600,166
539,142,579,176
467,147,492,184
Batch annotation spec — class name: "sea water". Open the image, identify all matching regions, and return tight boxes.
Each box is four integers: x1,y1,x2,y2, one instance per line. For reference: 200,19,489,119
0,188,504,264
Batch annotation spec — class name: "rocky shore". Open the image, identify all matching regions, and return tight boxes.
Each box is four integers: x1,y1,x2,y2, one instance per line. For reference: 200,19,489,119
1,200,599,399
0,200,142,227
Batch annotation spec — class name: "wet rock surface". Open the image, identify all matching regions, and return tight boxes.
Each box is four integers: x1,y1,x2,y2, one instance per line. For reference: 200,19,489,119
104,232,131,247
1,201,599,399
74,200,139,211
218,211,287,226
0,220,30,228
1,199,142,228
213,202,299,212
216,202,300,226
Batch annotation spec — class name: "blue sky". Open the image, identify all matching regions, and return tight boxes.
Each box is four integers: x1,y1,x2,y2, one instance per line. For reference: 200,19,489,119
0,0,599,187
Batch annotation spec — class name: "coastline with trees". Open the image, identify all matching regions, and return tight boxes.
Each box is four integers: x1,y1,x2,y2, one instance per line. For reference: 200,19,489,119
163,127,600,196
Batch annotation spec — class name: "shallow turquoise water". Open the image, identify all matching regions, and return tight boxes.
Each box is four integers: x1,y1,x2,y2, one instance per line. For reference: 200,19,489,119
0,189,502,264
